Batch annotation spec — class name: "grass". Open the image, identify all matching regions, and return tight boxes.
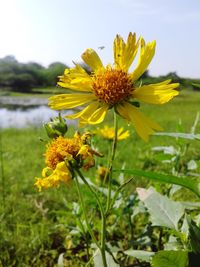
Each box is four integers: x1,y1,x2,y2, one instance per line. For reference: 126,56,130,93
1,90,200,266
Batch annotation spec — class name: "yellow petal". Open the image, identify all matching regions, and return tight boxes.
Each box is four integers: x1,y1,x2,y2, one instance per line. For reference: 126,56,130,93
130,38,156,82
117,127,124,136
58,64,93,92
113,34,126,69
88,104,109,124
132,81,179,104
114,32,140,72
147,79,172,86
35,162,72,191
117,129,130,140
79,117,88,127
55,162,72,182
48,93,96,110
65,101,100,119
81,48,104,72
117,102,162,142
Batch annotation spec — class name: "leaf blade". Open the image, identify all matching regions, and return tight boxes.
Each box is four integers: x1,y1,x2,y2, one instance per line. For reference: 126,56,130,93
114,169,200,198
137,187,184,230
152,250,188,267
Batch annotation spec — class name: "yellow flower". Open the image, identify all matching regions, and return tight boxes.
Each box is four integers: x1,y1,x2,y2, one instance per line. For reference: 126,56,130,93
94,125,129,141
35,132,101,190
49,32,179,142
35,161,72,191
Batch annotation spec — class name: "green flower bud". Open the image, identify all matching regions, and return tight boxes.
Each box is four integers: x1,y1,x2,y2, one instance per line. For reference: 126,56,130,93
44,113,68,138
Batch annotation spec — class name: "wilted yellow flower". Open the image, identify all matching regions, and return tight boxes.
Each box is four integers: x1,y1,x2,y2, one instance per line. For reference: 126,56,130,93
49,32,179,142
94,125,129,140
35,132,101,190
35,161,72,191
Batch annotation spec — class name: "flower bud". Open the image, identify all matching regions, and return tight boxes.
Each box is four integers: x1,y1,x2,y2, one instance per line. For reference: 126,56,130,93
44,113,68,138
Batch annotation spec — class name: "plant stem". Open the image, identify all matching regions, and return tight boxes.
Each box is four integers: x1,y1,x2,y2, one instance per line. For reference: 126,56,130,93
109,177,134,210
74,174,100,250
106,111,118,213
76,169,108,267
0,131,5,209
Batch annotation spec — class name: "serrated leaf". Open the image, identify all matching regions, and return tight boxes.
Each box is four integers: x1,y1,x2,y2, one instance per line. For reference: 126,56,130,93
124,250,155,262
137,187,184,230
152,250,188,267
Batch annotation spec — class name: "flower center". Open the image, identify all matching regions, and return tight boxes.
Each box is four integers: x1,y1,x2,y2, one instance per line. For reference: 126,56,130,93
93,68,134,105
45,136,81,169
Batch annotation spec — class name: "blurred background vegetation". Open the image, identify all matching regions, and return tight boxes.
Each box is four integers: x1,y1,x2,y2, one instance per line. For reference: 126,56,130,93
0,55,68,94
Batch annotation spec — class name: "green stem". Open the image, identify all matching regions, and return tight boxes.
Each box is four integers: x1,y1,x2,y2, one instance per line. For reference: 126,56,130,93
75,169,108,267
106,111,118,213
109,177,134,210
76,169,105,223
74,175,100,250
0,131,5,208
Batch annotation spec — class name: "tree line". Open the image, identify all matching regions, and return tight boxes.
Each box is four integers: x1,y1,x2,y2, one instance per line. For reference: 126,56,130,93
0,55,68,92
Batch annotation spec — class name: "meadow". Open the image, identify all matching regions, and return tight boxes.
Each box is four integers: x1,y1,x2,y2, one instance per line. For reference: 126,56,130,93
1,90,200,266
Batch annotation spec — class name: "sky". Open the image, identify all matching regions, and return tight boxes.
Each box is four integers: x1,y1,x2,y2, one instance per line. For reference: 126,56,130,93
0,0,200,78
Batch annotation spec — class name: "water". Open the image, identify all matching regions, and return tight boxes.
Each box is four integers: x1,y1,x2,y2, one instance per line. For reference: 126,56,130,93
0,97,75,128
0,96,48,106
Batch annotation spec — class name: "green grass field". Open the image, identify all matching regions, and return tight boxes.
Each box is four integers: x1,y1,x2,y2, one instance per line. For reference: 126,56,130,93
1,90,200,266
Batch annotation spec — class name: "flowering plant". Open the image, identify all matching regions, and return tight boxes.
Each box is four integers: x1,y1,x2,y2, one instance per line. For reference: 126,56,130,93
35,33,200,266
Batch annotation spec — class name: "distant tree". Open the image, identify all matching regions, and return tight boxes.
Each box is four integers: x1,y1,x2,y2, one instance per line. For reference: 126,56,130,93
24,62,46,87
0,57,46,91
1,55,18,63
0,56,69,92
45,62,68,86
12,73,36,92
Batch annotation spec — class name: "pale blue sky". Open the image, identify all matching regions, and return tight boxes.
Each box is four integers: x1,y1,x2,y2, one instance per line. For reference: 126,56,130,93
0,0,200,78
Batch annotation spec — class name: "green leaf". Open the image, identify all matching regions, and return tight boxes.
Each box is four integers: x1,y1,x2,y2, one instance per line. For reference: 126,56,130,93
187,217,200,254
155,132,200,140
113,169,200,198
124,250,155,262
137,187,184,230
152,250,188,267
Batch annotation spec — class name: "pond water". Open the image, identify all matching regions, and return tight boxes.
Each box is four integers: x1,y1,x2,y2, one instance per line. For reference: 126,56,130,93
0,97,74,128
